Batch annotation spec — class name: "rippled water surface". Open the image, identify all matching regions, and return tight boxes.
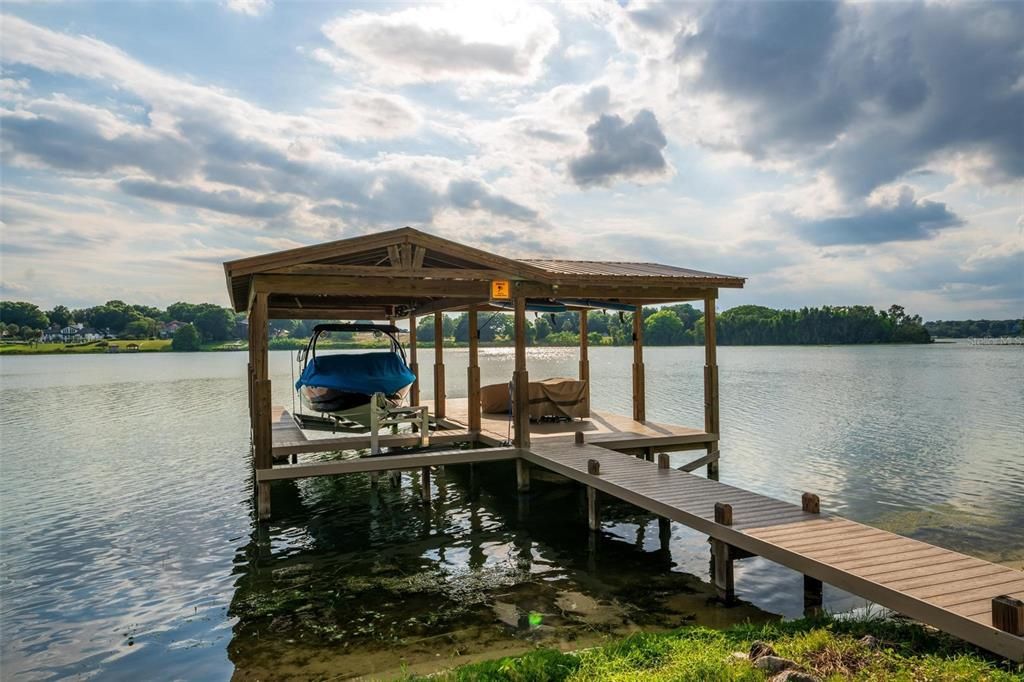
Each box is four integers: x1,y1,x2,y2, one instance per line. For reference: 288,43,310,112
1,344,1022,679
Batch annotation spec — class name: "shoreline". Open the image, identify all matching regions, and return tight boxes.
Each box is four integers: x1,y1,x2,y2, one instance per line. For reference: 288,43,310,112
0,339,963,357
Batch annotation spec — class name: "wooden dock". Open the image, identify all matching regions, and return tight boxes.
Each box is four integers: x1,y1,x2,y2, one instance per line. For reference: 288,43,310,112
262,406,1024,661
522,439,1024,662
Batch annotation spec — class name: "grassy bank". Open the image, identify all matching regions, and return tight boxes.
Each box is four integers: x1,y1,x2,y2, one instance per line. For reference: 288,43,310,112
419,617,1022,681
0,339,173,354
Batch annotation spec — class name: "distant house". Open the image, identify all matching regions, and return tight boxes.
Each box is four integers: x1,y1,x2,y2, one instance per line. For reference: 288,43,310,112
60,324,102,343
42,325,63,342
126,343,140,352
159,321,185,339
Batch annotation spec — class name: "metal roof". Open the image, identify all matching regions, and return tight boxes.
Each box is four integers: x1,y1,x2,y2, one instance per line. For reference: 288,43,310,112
522,259,740,280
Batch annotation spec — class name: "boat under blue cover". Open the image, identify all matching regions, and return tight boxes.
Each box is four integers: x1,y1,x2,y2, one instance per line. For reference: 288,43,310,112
295,352,416,397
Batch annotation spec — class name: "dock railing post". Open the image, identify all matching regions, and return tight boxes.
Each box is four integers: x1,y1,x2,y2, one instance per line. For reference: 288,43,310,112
711,502,734,603
801,492,824,615
992,596,1024,636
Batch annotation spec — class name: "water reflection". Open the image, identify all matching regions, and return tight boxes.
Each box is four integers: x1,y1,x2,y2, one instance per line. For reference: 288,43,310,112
226,461,777,679
1,344,1020,679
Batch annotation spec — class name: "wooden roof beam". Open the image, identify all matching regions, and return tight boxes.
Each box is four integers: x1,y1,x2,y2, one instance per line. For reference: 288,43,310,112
253,274,719,302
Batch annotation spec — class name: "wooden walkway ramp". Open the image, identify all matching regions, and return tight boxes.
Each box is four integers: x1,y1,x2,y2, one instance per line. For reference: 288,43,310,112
523,439,1024,661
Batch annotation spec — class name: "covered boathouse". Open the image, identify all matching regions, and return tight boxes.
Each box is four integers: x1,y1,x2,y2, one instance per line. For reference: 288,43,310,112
223,226,742,519
223,227,1024,662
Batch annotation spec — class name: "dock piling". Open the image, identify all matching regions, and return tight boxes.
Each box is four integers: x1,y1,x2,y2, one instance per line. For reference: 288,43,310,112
801,492,824,614
420,466,431,502
711,502,735,603
516,459,530,493
993,596,1024,636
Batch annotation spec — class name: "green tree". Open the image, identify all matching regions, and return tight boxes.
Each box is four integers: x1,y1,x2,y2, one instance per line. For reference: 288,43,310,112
125,318,157,339
534,316,551,340
171,323,202,351
165,302,200,323
46,305,74,327
194,306,235,341
416,315,436,342
644,309,686,345
0,301,49,330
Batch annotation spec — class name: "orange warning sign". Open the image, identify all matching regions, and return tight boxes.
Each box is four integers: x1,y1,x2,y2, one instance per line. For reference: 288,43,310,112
490,280,511,300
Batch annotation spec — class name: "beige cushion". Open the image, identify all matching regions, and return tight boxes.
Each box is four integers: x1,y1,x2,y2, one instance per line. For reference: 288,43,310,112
480,377,589,419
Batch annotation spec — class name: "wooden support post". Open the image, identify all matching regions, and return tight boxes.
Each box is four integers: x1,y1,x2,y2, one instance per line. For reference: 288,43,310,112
632,306,645,424
801,492,823,614
587,485,599,532
992,596,1024,636
512,296,530,448
658,453,670,469
420,466,431,503
250,291,272,521
516,459,530,493
467,306,481,432
711,502,734,602
575,431,585,445
703,293,720,480
408,312,419,406
579,309,591,417
659,517,672,552
433,311,445,419
587,459,600,475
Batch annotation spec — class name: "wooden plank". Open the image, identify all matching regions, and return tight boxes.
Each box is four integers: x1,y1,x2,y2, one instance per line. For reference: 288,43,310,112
924,579,1024,607
883,563,1008,591
258,447,521,481
781,528,896,552
801,536,924,562
862,556,984,581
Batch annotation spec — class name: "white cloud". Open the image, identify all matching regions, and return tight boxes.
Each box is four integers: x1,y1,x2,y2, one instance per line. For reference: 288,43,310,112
223,0,271,17
320,4,559,84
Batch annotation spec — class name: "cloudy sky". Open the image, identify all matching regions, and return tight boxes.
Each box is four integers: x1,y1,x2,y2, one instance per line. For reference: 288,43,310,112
1,1,1021,318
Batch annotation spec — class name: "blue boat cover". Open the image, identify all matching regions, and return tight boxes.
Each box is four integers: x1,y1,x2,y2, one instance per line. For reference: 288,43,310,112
295,352,416,396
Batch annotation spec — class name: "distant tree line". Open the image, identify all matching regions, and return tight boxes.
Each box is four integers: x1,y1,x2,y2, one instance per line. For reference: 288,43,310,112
924,319,1022,339
415,303,934,346
2,299,943,347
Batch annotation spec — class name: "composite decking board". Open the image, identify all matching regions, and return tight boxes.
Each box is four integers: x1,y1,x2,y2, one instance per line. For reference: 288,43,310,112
883,563,1007,589
913,575,1024,602
779,529,894,552
522,441,1024,661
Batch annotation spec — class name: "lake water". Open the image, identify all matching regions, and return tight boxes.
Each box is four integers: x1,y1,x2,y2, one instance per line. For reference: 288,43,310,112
1,343,1022,679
